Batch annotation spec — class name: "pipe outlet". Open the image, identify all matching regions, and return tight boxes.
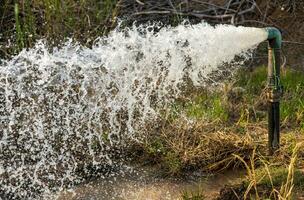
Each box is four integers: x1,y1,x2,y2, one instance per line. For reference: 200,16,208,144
266,27,282,49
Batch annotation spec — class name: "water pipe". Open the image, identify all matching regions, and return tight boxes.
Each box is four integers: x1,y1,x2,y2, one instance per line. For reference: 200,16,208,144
265,27,283,155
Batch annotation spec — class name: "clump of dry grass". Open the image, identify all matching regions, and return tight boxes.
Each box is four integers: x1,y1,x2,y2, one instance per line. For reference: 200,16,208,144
233,148,261,200
277,142,304,200
140,117,268,175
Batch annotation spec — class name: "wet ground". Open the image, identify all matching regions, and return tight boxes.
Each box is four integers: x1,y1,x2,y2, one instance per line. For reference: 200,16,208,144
56,166,245,200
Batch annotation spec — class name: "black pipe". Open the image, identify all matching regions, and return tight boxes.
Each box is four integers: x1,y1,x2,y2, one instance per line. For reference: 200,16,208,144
268,102,280,154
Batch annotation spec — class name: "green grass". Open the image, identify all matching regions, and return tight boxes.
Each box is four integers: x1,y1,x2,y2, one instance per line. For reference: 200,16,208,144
185,93,228,121
236,66,267,95
165,66,304,129
255,167,304,189
163,151,182,175
238,66,304,126
236,66,304,127
165,91,229,123
280,69,304,127
181,190,205,200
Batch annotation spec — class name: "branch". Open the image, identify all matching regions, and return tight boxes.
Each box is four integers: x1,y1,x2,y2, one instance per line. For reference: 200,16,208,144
133,11,171,15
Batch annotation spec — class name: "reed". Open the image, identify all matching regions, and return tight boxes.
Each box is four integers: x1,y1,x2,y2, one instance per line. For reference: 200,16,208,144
1,0,119,58
277,142,303,200
14,3,24,51
233,148,261,200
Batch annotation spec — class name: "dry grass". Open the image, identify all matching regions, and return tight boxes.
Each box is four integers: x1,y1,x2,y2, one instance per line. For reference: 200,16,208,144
277,142,304,200
233,148,261,200
141,118,269,175
152,119,304,200
252,142,303,200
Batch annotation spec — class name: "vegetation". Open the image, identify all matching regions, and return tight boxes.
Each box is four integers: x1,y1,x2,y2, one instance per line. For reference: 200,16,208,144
134,66,304,199
0,0,119,57
181,190,205,200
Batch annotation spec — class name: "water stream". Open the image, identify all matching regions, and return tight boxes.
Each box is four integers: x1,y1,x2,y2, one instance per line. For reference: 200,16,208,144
0,22,267,199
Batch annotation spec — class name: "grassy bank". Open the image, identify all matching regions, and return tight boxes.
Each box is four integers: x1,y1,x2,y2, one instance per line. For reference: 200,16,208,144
132,66,304,199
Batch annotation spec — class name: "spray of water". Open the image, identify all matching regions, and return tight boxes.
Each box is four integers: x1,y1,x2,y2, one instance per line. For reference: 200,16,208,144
0,22,267,199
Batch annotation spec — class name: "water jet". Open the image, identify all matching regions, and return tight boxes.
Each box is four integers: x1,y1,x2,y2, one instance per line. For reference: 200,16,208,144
0,23,278,198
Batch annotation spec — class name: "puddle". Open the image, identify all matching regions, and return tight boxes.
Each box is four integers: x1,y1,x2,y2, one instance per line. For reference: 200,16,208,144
56,166,245,200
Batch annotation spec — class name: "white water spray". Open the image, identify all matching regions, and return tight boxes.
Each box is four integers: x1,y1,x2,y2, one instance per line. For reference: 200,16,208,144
0,22,267,199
